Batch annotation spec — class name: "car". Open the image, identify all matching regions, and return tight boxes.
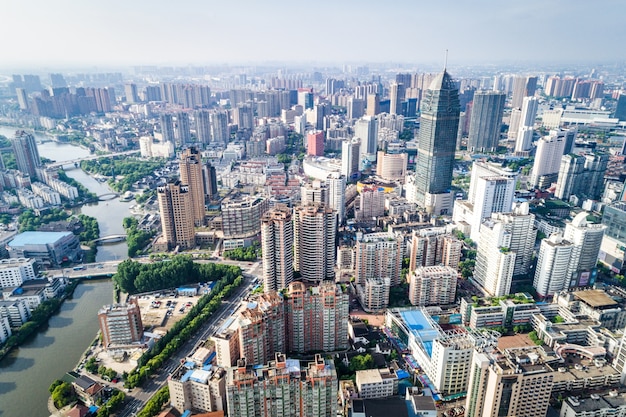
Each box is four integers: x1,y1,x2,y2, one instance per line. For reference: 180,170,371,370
111,378,119,383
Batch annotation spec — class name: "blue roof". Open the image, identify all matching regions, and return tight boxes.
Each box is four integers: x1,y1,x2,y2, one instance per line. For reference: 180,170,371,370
181,411,192,417
180,370,194,383
400,310,440,357
396,369,410,379
8,231,73,247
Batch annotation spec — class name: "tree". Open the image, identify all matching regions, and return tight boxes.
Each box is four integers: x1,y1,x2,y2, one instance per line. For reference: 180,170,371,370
51,381,76,409
349,354,374,372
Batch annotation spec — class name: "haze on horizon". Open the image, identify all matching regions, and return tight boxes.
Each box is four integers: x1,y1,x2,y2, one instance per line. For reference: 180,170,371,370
2,0,626,70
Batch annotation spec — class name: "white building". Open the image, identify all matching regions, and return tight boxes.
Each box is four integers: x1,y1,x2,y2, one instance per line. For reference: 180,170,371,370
474,219,517,297
16,188,44,209
408,265,458,306
0,316,11,344
139,136,174,158
355,368,398,399
0,258,37,288
515,96,538,153
341,138,360,180
533,233,576,299
530,130,568,188
31,182,61,205
357,277,390,313
326,172,346,225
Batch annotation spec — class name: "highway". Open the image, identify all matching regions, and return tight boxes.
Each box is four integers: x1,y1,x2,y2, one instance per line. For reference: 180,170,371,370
114,263,259,417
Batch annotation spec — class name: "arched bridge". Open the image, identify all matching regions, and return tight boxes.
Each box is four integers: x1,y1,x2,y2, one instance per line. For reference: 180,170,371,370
93,234,127,244
98,193,120,201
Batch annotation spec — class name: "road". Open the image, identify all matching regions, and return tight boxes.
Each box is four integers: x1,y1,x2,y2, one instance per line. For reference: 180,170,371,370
115,265,258,417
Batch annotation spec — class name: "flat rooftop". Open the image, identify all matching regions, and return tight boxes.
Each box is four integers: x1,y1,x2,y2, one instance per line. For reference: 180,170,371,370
8,231,73,247
574,290,618,308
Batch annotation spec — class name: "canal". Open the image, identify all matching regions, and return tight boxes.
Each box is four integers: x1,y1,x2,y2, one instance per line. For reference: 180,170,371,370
0,126,134,416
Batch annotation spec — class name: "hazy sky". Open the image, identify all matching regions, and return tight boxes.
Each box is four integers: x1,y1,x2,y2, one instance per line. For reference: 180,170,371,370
2,0,625,68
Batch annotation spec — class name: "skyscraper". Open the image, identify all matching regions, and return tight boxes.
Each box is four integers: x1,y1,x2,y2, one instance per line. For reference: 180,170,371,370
261,205,293,293
341,138,360,180
294,203,337,282
195,109,212,145
160,113,175,144
510,75,538,109
124,83,139,103
408,265,458,306
615,94,626,122
354,116,378,163
157,179,195,250
555,153,608,202
467,91,506,152
202,161,218,201
354,231,403,286
389,82,405,115
11,130,41,180
326,173,346,225
179,147,205,226
366,93,380,116
210,110,229,145
176,112,192,145
414,70,460,215
514,96,538,153
529,130,568,188
237,292,285,365
306,130,324,156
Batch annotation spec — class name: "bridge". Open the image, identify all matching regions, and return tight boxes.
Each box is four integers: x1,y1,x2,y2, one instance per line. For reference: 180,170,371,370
93,234,127,244
46,149,142,170
98,193,120,201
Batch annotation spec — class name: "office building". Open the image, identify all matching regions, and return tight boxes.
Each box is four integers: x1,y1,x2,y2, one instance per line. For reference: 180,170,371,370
0,258,37,288
467,91,506,152
11,130,41,180
7,231,81,266
157,179,196,250
221,195,270,239
97,301,144,348
466,347,553,417
294,203,336,282
306,130,324,156
354,116,378,163
408,265,458,306
301,180,328,206
341,138,360,180
355,368,398,399
530,130,568,188
326,172,346,225
414,70,460,215
261,205,293,293
376,151,408,181
226,354,337,417
168,364,226,414
354,231,403,285
179,147,206,227
285,281,348,353
195,109,212,145
453,161,517,241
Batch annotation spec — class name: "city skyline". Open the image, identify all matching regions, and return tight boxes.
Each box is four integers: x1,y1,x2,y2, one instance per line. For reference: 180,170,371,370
2,0,626,69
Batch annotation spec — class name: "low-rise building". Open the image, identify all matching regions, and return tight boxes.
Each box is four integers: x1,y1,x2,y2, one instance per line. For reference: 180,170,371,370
355,368,398,399
0,257,37,288
0,299,31,327
7,231,81,266
168,364,226,414
560,392,626,417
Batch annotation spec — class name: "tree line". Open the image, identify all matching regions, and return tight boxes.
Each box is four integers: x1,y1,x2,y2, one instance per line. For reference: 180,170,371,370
122,217,153,258
80,157,165,193
113,255,241,294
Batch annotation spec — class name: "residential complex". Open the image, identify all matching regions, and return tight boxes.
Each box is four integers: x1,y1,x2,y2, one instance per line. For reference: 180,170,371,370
157,179,196,250
97,301,144,348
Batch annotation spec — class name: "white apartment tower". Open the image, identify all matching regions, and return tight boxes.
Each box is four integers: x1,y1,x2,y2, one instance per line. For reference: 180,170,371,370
294,203,337,282
530,130,567,188
408,265,458,306
473,219,517,297
326,173,346,225
261,205,293,293
354,231,403,285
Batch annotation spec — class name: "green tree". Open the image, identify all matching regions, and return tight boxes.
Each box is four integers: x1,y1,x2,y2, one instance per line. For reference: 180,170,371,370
349,354,374,372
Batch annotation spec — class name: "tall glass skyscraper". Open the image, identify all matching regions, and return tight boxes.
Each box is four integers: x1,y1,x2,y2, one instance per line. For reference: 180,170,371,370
414,71,460,214
467,90,506,153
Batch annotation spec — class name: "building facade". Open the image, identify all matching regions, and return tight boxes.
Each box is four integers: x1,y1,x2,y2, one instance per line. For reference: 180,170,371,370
157,179,196,250
261,205,293,293
97,301,144,348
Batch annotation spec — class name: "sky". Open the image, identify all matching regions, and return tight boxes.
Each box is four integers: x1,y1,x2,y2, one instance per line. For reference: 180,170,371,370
2,0,626,69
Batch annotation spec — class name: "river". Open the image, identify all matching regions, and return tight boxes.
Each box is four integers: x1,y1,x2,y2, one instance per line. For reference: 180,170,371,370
0,126,134,416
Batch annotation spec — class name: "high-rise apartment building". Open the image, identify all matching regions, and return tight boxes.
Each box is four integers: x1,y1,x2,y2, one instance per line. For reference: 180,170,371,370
221,195,270,239
514,96,539,153
176,112,192,145
168,364,226,414
261,205,293,293
341,138,360,180
533,233,575,299
285,281,348,353
210,111,229,145
474,218,517,297
467,91,506,152
555,153,608,202
326,173,346,225
157,179,196,250
389,82,405,115
510,75,538,109
160,113,176,144
414,71,460,215
355,186,385,221
357,277,391,312
306,130,324,156
97,300,144,348
238,292,285,365
226,354,338,417
354,231,403,285
179,147,206,227
294,203,337,282
466,346,553,417
202,161,218,201
11,131,41,180
408,265,458,306
376,151,408,181
530,130,568,188
354,116,378,163
615,94,626,122
599,202,626,273
124,83,139,103
366,93,380,116
195,109,212,144
563,211,605,274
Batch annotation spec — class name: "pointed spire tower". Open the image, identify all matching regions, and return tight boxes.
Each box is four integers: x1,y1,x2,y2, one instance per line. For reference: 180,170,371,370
414,53,460,215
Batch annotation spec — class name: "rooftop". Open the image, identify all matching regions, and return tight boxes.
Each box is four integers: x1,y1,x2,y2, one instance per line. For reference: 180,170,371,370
8,231,74,247
574,289,618,308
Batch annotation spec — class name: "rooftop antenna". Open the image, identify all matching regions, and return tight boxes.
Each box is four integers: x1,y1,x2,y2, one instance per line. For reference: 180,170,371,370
444,49,448,72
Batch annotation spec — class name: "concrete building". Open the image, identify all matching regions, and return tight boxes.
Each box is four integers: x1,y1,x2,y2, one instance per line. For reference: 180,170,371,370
408,265,458,306
467,91,506,152
355,186,386,221
97,301,144,348
355,368,398,399
306,130,324,156
533,233,576,299
354,116,378,163
560,392,626,417
341,138,360,180
294,203,336,282
0,299,31,328
7,231,80,267
238,291,285,366
212,326,240,368
326,172,346,225
354,231,403,286
261,205,293,293
210,111,229,145
376,151,408,181
530,130,568,188
555,153,608,203
514,96,539,153
408,228,462,271
453,161,517,241
414,71,460,215
179,147,206,227
11,130,41,180
285,281,348,353
157,179,196,250
226,354,337,417
0,315,10,344
221,195,270,239
357,277,391,313
168,364,226,414
0,257,37,288
599,202,626,273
